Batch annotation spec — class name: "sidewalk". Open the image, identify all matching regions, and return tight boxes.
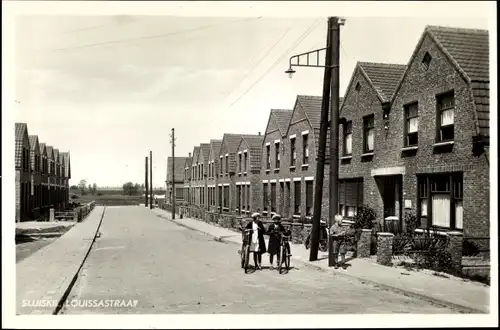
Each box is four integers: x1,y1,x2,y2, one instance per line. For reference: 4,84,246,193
16,206,106,315
154,208,490,314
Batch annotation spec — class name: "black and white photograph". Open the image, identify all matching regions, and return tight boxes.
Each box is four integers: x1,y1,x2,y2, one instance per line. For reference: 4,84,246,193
2,1,497,328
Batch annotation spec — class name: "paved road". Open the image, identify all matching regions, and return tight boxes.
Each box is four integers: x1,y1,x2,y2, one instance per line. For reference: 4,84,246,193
61,206,455,314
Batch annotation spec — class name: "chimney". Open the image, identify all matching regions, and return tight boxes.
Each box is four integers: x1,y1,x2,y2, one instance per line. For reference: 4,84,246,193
258,132,261,136
189,152,191,158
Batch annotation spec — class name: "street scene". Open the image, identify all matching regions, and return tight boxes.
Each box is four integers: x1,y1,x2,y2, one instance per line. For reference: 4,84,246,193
6,1,496,328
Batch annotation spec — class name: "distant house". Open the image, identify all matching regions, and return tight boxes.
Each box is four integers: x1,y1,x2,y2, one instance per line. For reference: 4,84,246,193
207,139,222,212
189,146,201,206
218,133,245,213
166,156,189,204
197,143,211,210
15,123,31,222
183,153,192,204
60,152,71,209
28,135,41,218
39,143,48,211
236,133,264,215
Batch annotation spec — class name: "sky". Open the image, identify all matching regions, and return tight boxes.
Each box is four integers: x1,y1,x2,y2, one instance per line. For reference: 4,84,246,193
9,2,493,189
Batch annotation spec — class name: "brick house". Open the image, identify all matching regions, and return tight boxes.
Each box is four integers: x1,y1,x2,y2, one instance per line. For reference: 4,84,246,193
189,146,201,206
166,156,189,204
183,153,192,204
280,95,343,222
235,134,264,215
39,143,48,212
207,139,222,212
197,143,211,210
58,152,65,209
339,25,490,238
260,109,293,218
338,61,407,223
217,133,245,213
45,146,55,209
53,148,62,210
60,151,71,209
15,123,31,222
28,135,41,219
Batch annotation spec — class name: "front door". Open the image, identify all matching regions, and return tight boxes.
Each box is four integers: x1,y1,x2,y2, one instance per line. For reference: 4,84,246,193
382,175,403,230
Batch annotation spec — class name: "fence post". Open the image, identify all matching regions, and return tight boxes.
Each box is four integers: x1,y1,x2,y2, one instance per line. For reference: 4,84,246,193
357,229,372,258
377,232,394,266
446,231,464,272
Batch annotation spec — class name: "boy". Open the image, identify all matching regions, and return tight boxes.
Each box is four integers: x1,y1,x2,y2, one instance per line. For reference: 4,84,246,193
330,214,354,269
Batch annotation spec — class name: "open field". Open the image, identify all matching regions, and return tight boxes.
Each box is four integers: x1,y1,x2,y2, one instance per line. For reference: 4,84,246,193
73,194,145,206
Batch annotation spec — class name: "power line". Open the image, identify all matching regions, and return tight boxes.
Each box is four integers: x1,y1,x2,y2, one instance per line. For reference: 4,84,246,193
228,18,322,109
222,24,293,100
40,17,262,53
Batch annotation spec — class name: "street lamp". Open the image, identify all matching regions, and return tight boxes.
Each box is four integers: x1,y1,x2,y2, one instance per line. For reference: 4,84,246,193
285,17,344,266
285,67,296,79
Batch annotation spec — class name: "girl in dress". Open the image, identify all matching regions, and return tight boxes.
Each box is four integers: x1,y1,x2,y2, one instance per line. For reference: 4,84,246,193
267,214,290,270
245,212,267,270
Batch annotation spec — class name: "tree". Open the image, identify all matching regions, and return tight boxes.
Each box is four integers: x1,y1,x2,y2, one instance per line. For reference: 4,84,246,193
92,183,98,195
88,184,93,195
122,182,134,196
78,179,87,195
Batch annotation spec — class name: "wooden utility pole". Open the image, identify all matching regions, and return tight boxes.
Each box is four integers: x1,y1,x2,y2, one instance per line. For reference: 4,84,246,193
309,18,334,262
150,150,153,209
171,128,176,219
145,156,149,207
328,17,341,267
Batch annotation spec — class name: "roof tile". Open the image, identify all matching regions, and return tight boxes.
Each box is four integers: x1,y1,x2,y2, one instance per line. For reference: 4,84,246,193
358,62,407,102
167,157,189,182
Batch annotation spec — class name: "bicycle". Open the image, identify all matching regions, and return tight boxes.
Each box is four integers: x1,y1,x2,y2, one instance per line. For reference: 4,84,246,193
273,226,292,274
239,228,253,274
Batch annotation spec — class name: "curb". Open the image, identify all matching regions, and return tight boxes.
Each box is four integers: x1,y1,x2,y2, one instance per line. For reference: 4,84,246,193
165,215,486,314
52,207,107,315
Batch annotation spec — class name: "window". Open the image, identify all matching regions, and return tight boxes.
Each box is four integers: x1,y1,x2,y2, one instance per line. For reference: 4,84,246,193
220,156,223,174
436,91,455,142
422,52,432,70
266,145,271,169
242,185,246,211
404,102,419,147
303,134,309,164
355,82,361,91
218,186,223,208
306,180,313,216
223,186,229,209
225,156,229,174
271,183,277,212
238,154,242,173
263,183,268,212
418,173,463,230
246,184,250,211
363,115,375,153
237,186,241,211
275,142,280,168
290,138,296,166
343,121,352,155
338,179,363,218
294,181,301,215
244,152,248,173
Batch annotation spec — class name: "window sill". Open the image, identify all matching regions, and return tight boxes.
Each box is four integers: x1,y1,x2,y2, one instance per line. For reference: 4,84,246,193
401,146,418,151
361,152,374,157
301,164,309,168
293,215,301,219
243,172,247,176
238,173,242,176
340,155,352,160
433,141,454,147
289,166,296,170
274,168,280,172
265,169,271,173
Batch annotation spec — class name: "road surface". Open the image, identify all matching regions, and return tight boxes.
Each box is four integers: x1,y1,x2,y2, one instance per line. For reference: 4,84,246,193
61,206,456,314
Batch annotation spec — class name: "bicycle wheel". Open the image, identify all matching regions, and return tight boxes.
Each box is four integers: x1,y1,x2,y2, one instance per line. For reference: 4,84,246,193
284,245,291,272
278,244,285,274
240,244,245,268
244,245,251,274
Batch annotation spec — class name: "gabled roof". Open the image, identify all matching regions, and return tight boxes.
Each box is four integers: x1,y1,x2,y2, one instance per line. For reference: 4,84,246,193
287,95,344,163
209,139,222,160
39,143,47,157
28,135,39,151
220,133,243,154
15,123,29,168
192,146,200,165
199,143,211,163
357,62,407,103
46,146,54,160
266,109,293,137
391,25,490,137
53,148,60,165
240,134,264,172
167,157,189,183
60,152,70,178
184,157,192,168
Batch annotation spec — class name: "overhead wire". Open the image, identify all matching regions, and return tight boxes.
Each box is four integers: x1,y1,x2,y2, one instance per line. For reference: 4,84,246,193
222,24,294,100
40,16,262,53
227,18,322,109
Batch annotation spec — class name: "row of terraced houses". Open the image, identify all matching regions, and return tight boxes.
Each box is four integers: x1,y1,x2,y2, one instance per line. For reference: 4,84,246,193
166,25,490,238
15,123,72,222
